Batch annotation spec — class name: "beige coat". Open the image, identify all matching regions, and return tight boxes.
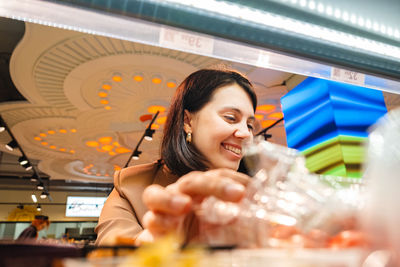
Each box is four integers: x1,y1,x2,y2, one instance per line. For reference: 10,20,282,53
95,161,178,245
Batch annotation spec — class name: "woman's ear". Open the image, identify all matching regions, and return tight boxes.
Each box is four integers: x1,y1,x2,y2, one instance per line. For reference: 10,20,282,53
183,109,192,134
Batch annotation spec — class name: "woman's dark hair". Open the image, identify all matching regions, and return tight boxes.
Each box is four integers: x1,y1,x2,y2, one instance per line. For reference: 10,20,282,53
161,68,257,176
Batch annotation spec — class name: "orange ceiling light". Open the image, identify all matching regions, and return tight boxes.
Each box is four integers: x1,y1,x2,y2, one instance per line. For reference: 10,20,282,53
166,80,176,88
39,133,47,137
104,106,112,110
147,105,166,114
109,151,116,156
151,76,162,84
98,91,108,98
49,145,57,149
112,141,120,147
86,141,99,147
112,74,122,82
156,116,167,124
268,112,284,119
101,145,113,151
133,74,143,82
47,130,56,135
41,142,48,146
59,148,66,152
115,147,131,154
140,114,153,122
261,120,276,128
114,165,122,171
70,129,77,133
100,99,109,105
256,104,276,113
254,114,264,120
69,150,75,154
151,124,160,130
98,136,113,144
102,84,112,90
34,136,41,141
59,129,67,133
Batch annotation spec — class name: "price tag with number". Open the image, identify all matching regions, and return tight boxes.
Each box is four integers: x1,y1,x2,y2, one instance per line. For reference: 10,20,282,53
159,27,214,55
331,67,365,86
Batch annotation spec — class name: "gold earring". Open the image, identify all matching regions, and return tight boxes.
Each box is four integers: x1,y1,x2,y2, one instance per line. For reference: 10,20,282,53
186,132,192,143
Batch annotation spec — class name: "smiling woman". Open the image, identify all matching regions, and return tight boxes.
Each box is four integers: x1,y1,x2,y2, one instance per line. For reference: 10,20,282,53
95,68,258,246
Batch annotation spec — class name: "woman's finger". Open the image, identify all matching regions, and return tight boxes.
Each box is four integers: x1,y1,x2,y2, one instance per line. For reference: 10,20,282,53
143,184,191,215
142,211,183,235
176,169,248,202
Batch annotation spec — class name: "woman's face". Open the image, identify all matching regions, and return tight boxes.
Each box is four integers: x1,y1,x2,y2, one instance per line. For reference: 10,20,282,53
186,83,255,170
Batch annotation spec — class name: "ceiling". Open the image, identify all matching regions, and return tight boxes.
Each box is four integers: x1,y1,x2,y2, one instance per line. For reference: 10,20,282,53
0,16,399,188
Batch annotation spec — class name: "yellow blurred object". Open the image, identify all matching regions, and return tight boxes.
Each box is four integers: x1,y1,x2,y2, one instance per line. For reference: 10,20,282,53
118,235,203,267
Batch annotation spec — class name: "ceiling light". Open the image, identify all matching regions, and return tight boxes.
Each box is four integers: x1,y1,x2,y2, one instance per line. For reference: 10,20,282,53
151,76,162,84
30,173,38,182
40,192,48,199
255,114,264,120
156,116,167,124
133,74,143,82
166,81,176,88
18,156,28,165
112,73,122,82
41,142,48,146
115,147,131,154
37,182,44,190
59,129,67,133
23,163,32,171
100,99,109,105
70,129,77,133
102,83,112,90
39,133,47,137
147,105,166,114
31,194,37,203
86,141,99,147
0,121,5,133
5,140,18,151
132,150,142,160
47,130,56,135
144,128,155,141
104,106,112,110
261,120,276,128
36,204,41,211
49,145,57,149
98,91,108,98
256,104,276,113
101,145,113,151
268,112,284,119
34,136,41,141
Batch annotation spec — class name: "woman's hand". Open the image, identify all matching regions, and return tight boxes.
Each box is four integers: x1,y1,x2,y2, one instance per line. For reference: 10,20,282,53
135,168,250,244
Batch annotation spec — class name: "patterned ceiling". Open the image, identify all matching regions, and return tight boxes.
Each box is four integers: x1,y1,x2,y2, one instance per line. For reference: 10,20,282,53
0,22,293,182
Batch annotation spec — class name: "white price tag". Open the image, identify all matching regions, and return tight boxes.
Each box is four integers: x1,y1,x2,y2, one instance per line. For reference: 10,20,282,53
256,51,271,68
330,67,365,86
159,27,214,55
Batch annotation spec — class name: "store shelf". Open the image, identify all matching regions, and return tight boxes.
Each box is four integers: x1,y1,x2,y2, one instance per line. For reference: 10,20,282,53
0,0,400,94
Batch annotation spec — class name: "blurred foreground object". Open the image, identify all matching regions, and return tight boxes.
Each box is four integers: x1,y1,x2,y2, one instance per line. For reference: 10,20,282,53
197,138,366,249
362,108,400,266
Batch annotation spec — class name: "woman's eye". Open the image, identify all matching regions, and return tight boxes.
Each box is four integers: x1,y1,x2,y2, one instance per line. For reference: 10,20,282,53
247,124,254,131
224,115,236,122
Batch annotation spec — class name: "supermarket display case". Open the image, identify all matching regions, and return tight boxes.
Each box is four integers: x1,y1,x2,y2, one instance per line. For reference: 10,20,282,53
0,1,399,266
